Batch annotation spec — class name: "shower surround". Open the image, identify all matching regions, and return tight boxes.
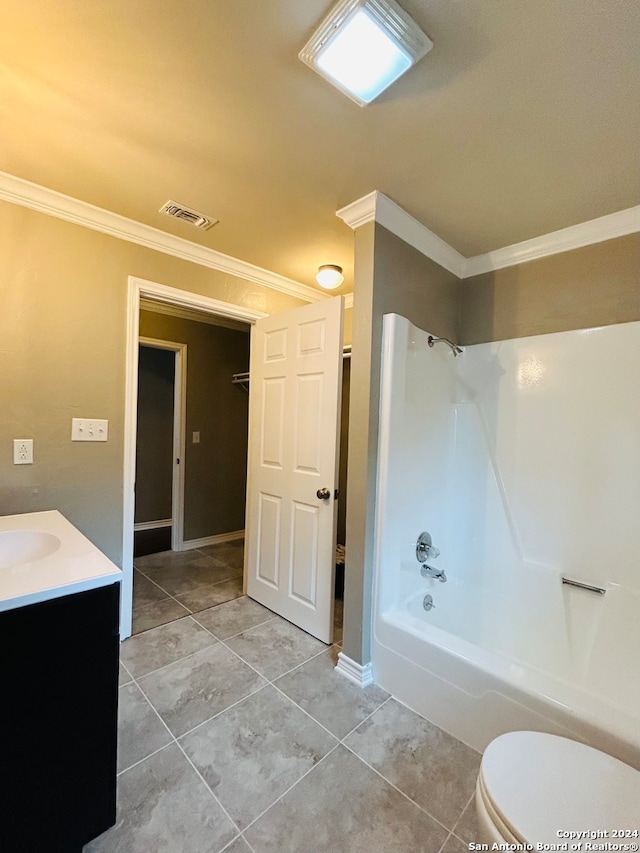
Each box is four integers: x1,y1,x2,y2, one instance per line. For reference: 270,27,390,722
372,313,640,768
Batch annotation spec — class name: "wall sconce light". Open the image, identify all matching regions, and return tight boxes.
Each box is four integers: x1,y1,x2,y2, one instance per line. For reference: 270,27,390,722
316,264,344,289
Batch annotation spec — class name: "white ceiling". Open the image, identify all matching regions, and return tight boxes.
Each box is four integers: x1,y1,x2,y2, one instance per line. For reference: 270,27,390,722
2,0,639,292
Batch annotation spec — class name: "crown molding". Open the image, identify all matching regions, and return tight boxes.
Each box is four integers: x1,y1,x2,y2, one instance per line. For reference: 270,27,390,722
0,171,324,304
337,190,466,278
462,205,640,277
336,191,378,229
375,193,466,278
337,190,640,281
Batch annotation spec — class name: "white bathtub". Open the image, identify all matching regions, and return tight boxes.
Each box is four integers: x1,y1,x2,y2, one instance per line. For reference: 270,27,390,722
372,314,640,770
374,572,640,768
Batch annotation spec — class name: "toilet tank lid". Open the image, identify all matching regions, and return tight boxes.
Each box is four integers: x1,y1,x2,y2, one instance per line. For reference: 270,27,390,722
481,731,640,846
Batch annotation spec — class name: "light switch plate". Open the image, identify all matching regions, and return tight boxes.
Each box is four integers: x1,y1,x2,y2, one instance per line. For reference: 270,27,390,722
13,439,33,464
71,418,109,442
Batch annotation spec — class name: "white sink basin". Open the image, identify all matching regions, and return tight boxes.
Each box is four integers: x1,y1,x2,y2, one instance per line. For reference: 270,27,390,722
0,530,62,569
0,510,121,613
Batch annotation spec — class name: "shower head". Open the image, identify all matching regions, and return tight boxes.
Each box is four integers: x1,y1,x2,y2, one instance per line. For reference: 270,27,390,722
427,335,464,357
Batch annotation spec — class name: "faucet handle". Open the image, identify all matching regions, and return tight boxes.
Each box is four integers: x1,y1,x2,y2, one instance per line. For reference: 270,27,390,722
416,532,440,562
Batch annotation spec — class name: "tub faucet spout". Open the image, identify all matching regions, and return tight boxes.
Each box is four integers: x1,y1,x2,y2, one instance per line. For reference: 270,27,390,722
421,564,447,583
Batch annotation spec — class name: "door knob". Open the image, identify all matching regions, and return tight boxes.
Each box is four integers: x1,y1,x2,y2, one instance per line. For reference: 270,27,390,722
316,488,331,500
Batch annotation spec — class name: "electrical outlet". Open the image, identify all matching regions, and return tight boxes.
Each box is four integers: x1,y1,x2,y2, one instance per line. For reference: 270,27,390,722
71,418,109,442
14,439,33,464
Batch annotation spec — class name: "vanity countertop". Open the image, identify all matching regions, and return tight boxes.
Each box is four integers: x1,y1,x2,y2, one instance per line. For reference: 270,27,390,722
0,510,121,613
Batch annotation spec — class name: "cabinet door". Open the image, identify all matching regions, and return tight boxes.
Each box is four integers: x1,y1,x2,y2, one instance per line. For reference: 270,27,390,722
0,583,120,852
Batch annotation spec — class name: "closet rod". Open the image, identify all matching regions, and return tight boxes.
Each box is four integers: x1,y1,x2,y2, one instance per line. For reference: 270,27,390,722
232,346,351,385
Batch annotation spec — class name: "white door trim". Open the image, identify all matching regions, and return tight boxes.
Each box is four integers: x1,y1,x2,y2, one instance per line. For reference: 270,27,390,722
138,336,188,552
122,275,266,639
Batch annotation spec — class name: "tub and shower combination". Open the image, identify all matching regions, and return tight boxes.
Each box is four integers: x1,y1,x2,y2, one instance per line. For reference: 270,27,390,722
372,313,640,769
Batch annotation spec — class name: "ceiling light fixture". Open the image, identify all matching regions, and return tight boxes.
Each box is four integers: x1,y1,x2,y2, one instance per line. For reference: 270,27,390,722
316,264,344,289
299,0,433,106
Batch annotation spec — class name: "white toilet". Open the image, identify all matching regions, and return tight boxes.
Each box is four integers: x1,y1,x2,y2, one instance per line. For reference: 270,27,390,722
476,731,640,846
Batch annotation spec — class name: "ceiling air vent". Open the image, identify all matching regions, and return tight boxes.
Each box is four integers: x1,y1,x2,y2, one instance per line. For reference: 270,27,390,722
159,200,218,230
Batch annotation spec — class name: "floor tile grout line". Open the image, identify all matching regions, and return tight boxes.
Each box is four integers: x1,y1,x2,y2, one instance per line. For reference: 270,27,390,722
138,548,244,577
131,674,244,840
219,834,257,853
337,694,393,743
267,681,342,744
123,619,220,679
116,740,173,777
240,833,259,853
212,637,344,744
122,665,456,848
132,595,191,622
123,583,464,846
131,587,246,635
134,549,239,576
132,569,195,620
176,739,243,839
340,740,454,836
138,571,243,614
265,640,339,682
267,651,391,745
206,634,385,746
239,742,342,837
218,633,331,690
133,566,175,596
191,611,279,643
175,681,271,742
450,789,477,845
265,642,332,681
173,570,244,597
438,830,455,853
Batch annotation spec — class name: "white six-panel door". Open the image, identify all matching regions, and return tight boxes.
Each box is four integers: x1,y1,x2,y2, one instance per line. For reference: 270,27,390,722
245,296,344,643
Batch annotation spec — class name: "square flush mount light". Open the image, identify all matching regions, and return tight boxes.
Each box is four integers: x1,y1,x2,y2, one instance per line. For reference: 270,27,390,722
299,0,433,106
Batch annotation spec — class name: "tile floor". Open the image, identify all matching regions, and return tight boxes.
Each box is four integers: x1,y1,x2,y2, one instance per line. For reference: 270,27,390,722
86,595,482,853
132,540,246,634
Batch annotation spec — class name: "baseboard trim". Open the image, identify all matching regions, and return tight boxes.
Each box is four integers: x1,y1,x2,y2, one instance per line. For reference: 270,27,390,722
134,519,172,531
181,529,245,550
335,651,374,688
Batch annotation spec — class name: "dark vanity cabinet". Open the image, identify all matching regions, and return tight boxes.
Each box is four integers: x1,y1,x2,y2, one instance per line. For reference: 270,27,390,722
0,582,120,853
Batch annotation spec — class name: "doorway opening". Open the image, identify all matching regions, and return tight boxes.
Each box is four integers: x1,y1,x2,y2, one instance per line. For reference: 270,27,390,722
123,276,348,648
131,302,251,635
134,337,186,558
122,277,266,639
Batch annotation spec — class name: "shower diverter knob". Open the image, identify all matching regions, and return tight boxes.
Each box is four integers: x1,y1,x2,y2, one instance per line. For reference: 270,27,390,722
416,531,440,562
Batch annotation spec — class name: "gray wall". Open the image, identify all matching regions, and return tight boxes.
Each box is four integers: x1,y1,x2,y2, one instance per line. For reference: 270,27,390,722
342,224,460,664
139,310,250,541
135,346,175,524
459,232,640,344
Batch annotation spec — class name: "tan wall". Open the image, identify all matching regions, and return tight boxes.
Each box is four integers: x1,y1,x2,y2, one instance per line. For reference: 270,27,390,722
460,233,640,344
139,310,250,541
0,201,306,563
342,224,460,663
